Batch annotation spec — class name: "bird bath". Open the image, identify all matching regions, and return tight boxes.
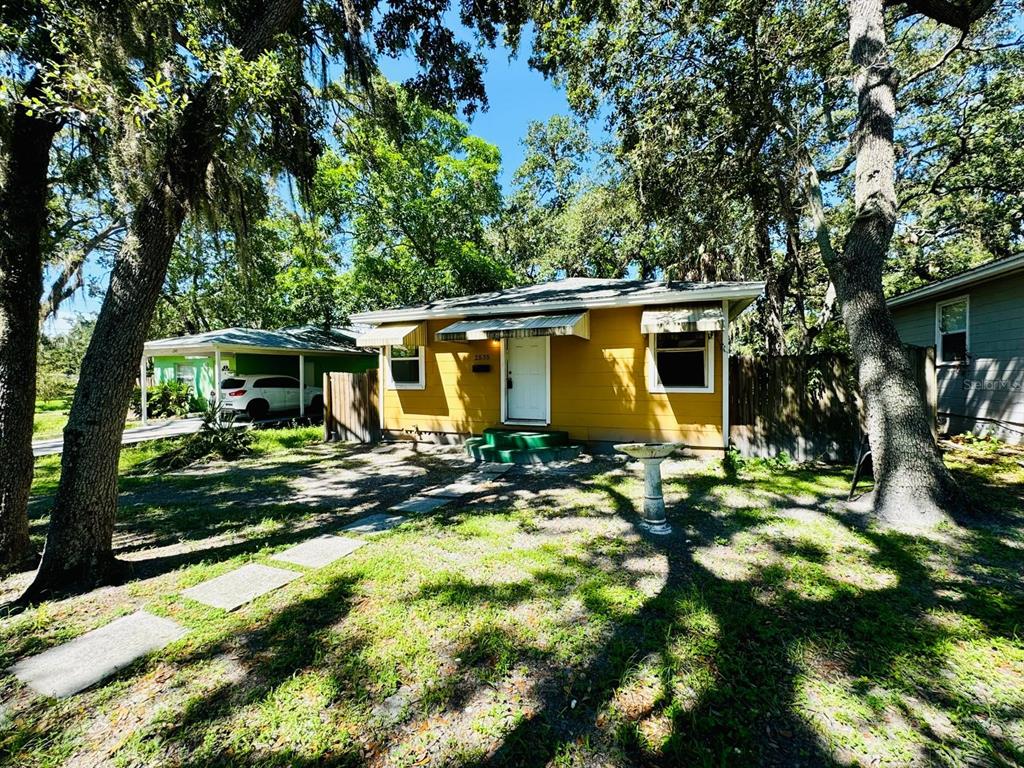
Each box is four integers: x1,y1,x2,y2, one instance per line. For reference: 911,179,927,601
614,443,679,535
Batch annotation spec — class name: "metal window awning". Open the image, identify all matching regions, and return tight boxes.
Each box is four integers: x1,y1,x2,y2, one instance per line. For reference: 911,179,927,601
355,322,426,348
435,311,590,342
640,304,724,334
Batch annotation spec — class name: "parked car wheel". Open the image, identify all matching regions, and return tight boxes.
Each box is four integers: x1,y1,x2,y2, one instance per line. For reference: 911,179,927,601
247,399,269,421
309,395,324,416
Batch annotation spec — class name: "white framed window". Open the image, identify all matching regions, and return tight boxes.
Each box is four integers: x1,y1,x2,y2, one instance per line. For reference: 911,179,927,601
387,345,425,389
647,331,714,393
935,296,969,365
173,363,196,385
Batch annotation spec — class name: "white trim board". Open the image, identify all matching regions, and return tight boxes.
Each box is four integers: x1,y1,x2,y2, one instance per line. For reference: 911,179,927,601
721,299,730,449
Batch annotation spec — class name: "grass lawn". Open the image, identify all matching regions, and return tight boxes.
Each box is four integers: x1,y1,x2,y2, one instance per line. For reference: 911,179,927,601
31,398,71,440
32,398,142,441
1,438,1022,767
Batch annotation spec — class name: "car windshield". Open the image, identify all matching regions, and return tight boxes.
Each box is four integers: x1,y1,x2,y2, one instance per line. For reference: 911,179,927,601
220,378,245,389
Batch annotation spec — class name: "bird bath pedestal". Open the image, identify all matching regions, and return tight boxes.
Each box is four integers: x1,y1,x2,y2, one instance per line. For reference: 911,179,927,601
614,443,678,535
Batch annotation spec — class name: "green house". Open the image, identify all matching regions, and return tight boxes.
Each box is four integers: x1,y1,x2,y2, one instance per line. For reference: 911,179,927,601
142,326,377,419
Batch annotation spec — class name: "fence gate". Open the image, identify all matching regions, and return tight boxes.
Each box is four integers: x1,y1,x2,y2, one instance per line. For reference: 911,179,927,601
323,370,379,443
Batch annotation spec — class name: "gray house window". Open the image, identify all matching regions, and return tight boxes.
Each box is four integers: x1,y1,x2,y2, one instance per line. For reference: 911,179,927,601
936,296,969,364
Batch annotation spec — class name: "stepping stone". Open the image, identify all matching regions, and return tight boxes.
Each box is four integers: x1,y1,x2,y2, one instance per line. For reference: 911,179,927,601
342,513,406,535
478,463,514,476
182,563,300,611
389,495,449,515
457,472,508,488
8,611,187,698
422,479,482,498
271,535,364,568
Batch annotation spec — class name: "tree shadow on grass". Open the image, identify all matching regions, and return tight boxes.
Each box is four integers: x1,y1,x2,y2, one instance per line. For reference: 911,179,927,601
6,454,1021,766
146,574,371,767
450,460,1024,767
6,445,466,607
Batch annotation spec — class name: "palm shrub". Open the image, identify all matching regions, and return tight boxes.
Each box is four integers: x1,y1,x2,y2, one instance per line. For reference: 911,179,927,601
130,381,193,418
138,406,253,472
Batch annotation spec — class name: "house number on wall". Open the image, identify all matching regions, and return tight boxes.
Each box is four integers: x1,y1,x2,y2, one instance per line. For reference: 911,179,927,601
473,354,491,361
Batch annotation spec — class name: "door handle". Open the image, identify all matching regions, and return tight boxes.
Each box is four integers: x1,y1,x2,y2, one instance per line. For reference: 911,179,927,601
507,377,513,389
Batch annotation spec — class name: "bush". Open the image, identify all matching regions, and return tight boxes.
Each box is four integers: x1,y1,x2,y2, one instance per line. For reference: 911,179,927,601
137,406,253,472
131,381,193,418
721,448,796,477
722,446,744,478
36,369,77,402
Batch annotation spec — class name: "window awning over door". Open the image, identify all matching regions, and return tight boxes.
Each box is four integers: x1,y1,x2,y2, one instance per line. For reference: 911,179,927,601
354,322,426,348
435,311,590,342
640,304,724,334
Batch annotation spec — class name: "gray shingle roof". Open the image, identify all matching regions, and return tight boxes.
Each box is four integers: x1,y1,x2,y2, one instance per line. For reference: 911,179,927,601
143,325,374,355
350,277,765,324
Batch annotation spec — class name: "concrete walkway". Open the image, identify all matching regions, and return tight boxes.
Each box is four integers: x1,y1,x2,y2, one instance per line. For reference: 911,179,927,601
32,417,206,457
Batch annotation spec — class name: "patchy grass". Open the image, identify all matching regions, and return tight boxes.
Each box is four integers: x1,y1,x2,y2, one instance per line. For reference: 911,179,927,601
249,423,323,455
31,438,182,497
2,442,1023,767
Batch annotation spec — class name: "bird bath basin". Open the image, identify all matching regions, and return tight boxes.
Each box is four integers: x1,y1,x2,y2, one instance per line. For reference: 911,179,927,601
614,443,679,535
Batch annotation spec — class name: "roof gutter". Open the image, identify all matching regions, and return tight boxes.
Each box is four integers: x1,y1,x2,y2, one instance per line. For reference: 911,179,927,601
887,254,1024,308
351,282,766,324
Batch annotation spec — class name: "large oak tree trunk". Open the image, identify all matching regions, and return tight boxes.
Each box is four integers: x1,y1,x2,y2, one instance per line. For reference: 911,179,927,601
23,0,303,598
0,74,61,571
832,0,962,528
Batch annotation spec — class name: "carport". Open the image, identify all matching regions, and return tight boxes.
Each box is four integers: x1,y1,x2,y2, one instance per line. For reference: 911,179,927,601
141,326,377,424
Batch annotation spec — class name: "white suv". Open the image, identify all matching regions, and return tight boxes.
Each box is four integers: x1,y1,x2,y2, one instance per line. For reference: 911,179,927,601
215,375,323,420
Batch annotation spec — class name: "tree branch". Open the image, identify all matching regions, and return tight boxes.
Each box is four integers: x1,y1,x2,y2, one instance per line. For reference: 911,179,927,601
800,155,839,266
39,220,125,324
884,0,996,31
903,28,967,87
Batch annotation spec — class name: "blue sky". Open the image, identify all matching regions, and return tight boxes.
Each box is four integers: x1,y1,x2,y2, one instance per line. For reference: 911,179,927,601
48,42,572,333
377,41,573,191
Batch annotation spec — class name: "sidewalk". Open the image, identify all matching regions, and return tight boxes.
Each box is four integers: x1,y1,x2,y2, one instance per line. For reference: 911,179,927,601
32,417,206,457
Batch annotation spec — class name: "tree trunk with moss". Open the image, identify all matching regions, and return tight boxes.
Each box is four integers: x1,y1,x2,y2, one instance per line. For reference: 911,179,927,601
24,0,303,598
0,73,61,571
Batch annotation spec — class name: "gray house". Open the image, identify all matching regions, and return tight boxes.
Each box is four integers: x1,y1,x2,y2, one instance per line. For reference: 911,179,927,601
889,254,1024,443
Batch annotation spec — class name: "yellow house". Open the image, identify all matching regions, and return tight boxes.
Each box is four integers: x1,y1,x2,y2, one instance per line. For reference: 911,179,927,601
352,277,764,455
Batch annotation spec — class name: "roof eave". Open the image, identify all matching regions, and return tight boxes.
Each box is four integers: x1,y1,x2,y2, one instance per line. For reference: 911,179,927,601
887,254,1024,308
142,342,373,357
351,282,767,324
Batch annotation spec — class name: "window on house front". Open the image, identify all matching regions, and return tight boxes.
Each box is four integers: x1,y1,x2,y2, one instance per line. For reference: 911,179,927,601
388,345,424,389
650,331,711,392
937,297,968,364
173,364,196,385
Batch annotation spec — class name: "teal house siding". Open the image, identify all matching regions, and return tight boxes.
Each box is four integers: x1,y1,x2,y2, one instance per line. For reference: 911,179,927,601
891,268,1024,443
150,355,229,407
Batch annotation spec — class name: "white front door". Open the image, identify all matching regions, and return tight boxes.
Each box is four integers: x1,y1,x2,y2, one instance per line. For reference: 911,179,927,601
505,336,548,422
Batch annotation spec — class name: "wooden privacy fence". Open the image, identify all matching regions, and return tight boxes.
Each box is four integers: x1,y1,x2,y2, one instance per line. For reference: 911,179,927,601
729,346,936,462
323,370,380,443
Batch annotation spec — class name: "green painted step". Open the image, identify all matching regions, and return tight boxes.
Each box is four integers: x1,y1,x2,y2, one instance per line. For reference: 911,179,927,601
464,436,582,465
482,428,570,450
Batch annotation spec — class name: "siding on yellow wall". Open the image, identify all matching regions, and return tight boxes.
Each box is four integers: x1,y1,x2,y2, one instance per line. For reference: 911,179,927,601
382,307,724,446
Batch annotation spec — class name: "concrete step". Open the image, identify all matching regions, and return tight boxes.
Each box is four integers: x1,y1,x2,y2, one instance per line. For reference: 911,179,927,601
465,438,582,465
481,428,570,450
